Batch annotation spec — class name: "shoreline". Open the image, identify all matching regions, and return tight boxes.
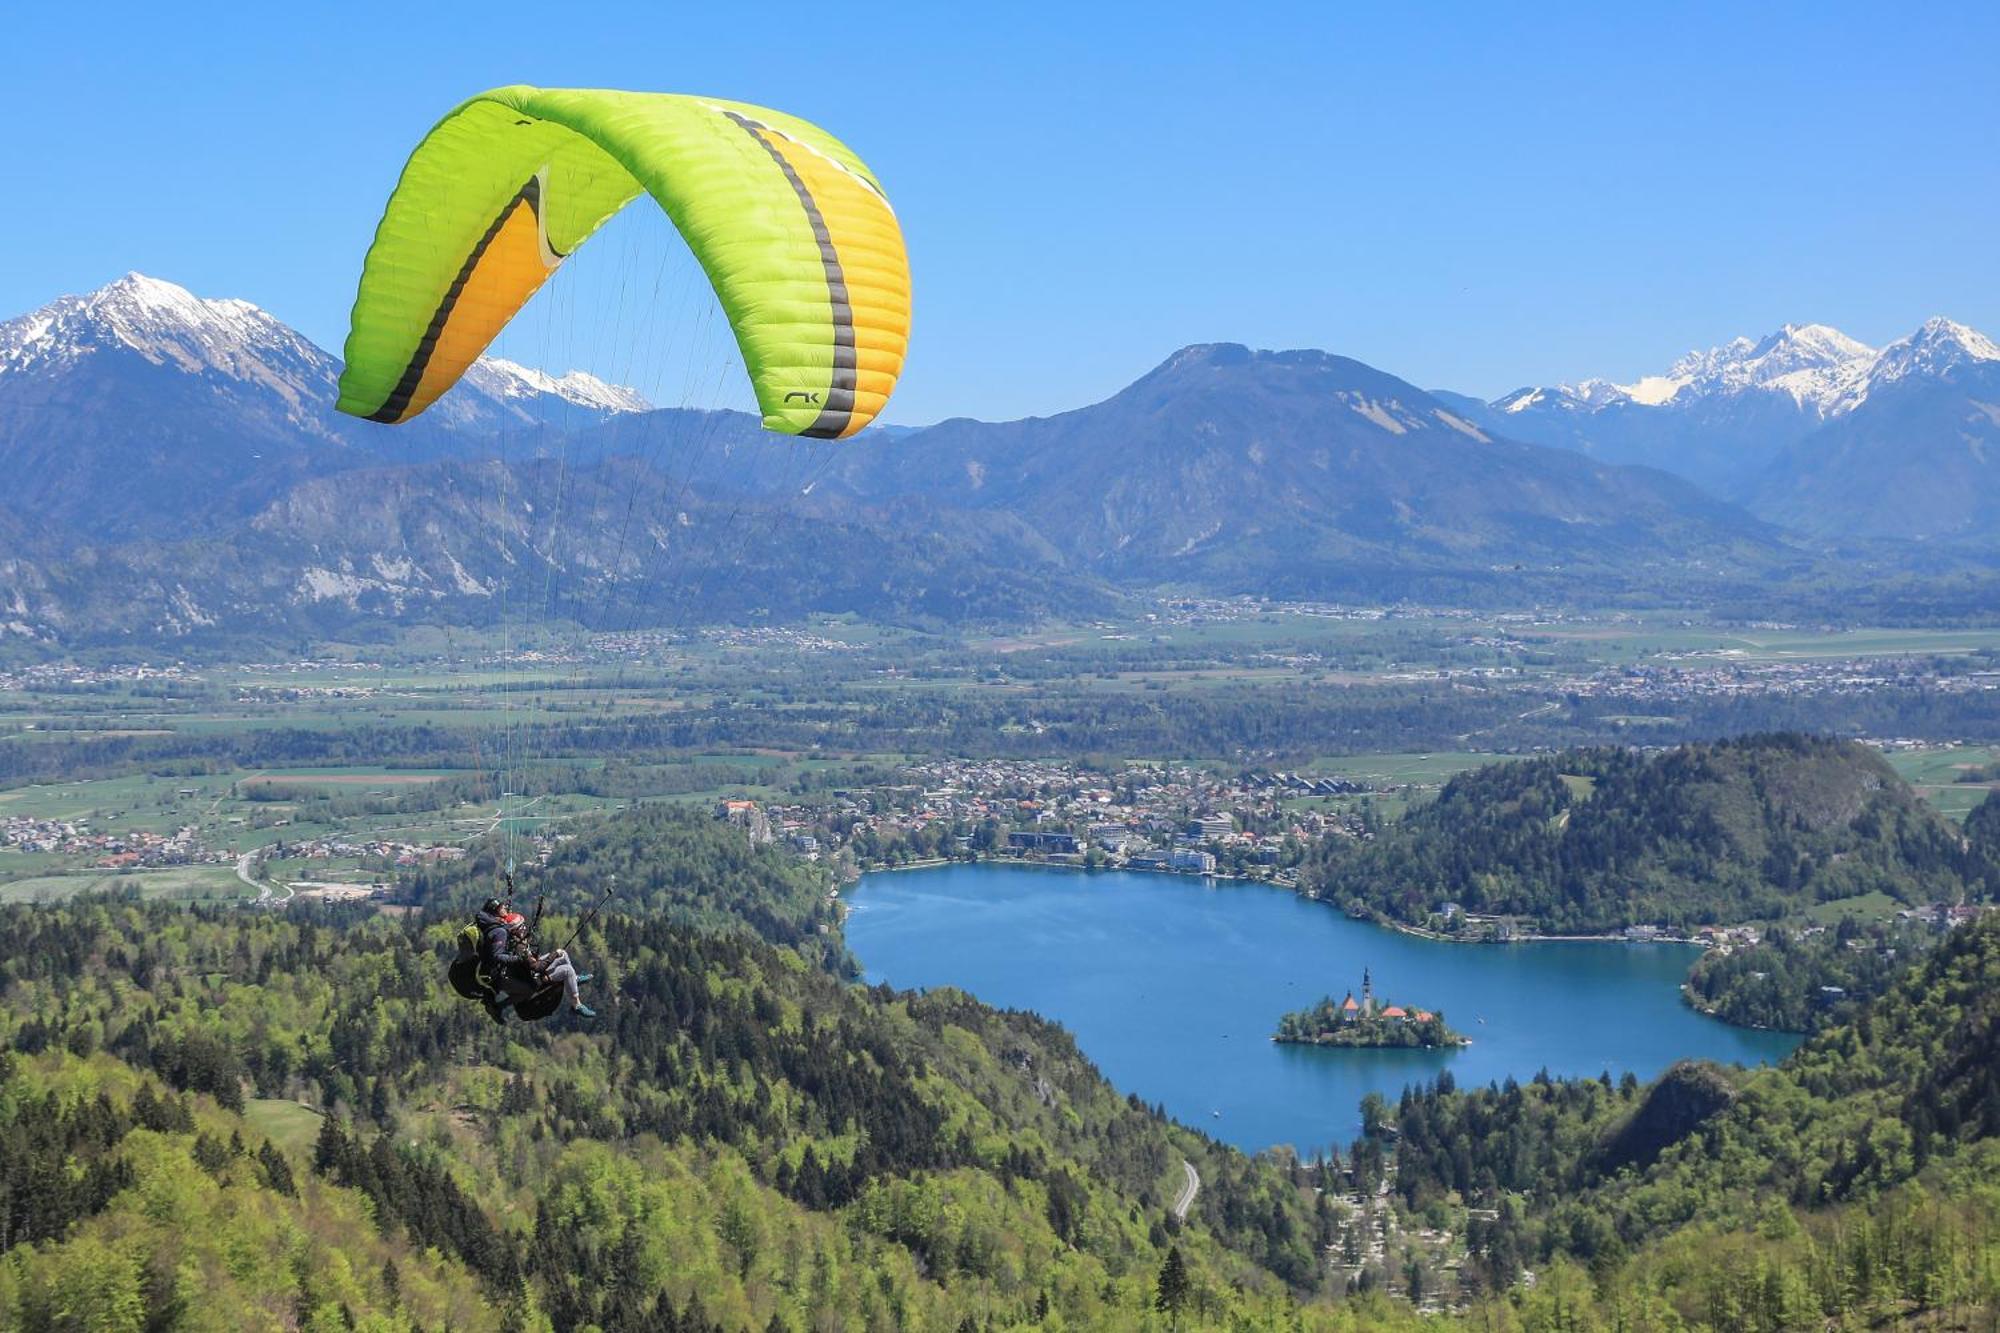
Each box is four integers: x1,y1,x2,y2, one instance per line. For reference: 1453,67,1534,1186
850,856,1703,952
1272,1034,1473,1050
1372,913,1704,949
847,853,1270,888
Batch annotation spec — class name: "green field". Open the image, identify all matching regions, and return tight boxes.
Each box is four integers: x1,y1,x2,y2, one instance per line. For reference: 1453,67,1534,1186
1715,628,2000,660
1804,891,1908,925
0,772,234,821
265,856,378,884
244,1098,325,1157
1558,774,1599,800
242,768,456,787
1309,751,1496,786
0,865,246,904
1526,624,2000,662
1885,744,2000,822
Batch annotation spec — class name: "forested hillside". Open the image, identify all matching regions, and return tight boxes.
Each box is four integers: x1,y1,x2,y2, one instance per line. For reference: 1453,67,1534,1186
0,814,1359,1330
1682,915,1939,1032
401,804,852,972
0,1050,492,1328
1310,734,1982,933
1354,912,2000,1324
6,796,2000,1328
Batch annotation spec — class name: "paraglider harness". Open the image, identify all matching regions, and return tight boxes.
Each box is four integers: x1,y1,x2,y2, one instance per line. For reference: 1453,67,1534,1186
448,877,612,1023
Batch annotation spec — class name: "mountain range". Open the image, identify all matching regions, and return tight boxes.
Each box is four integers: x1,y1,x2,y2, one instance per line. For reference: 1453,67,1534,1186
0,273,650,544
0,273,1994,644
1443,317,2000,539
757,343,1794,601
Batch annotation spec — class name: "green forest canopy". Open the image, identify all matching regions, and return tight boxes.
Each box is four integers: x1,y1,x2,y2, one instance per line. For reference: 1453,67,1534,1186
3,793,2000,1327
1310,733,2000,933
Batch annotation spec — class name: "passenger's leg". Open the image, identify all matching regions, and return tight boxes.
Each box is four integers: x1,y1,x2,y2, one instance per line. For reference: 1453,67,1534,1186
541,951,581,1008
549,948,591,983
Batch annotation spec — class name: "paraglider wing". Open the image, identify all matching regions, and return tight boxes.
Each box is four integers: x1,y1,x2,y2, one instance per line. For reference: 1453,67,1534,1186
336,86,910,438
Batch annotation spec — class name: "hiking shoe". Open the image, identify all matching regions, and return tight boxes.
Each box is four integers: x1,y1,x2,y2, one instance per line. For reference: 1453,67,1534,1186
574,973,593,984
572,1003,597,1018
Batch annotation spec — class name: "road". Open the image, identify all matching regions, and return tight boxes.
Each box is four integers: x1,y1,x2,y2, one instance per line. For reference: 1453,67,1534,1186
1172,1158,1200,1223
236,850,264,902
237,850,292,905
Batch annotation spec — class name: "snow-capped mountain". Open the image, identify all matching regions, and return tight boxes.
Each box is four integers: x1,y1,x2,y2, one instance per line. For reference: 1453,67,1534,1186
1846,317,2000,407
0,337,1797,644
0,273,1098,643
0,272,651,423
1,270,1991,643
0,273,650,540
1495,322,1877,421
462,358,652,416
1467,317,2000,507
0,271,344,434
1677,323,1878,409
1752,321,2000,542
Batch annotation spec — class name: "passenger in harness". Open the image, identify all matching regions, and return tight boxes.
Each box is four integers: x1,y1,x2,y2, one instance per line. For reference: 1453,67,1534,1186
473,895,595,1020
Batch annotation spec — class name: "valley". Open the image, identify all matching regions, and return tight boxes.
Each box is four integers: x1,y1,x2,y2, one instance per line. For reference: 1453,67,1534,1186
5,607,1996,903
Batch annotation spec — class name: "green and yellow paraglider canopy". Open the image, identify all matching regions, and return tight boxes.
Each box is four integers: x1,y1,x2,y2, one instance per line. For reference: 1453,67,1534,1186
336,86,909,439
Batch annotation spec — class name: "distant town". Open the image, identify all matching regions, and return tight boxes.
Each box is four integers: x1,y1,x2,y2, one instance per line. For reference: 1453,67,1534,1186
2,814,231,869
717,756,1377,886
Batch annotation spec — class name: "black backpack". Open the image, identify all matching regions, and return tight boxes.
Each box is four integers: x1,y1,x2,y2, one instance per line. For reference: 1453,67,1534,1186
446,922,490,1000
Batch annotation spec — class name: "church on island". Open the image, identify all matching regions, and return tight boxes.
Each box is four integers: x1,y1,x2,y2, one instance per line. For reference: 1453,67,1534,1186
1335,968,1438,1026
1273,968,1468,1049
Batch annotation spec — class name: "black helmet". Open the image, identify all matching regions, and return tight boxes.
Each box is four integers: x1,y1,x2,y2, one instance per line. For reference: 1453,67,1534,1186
482,897,505,916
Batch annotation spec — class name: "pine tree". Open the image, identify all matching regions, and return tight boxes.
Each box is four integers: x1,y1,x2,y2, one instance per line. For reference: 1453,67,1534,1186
1154,1245,1191,1327
312,1114,348,1176
258,1141,296,1196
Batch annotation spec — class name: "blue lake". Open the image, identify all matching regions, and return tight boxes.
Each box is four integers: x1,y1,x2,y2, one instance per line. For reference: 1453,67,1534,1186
845,863,1800,1153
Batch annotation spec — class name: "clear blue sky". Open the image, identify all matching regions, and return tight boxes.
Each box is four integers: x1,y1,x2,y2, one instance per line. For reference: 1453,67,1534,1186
7,1,1996,423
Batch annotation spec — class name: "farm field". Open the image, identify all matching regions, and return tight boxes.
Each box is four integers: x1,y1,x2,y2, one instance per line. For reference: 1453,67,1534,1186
1309,751,1495,786
1887,744,2000,821
0,865,246,904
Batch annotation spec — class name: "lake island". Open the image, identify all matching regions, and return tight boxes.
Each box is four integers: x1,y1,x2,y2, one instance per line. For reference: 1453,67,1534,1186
1274,967,1469,1049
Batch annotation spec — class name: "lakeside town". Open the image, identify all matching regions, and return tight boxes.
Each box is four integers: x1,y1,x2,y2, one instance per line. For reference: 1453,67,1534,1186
711,753,1998,947
720,756,1371,884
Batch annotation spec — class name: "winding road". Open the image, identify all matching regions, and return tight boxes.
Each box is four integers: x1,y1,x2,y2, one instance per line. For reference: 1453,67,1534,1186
1172,1158,1200,1223
237,850,292,905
